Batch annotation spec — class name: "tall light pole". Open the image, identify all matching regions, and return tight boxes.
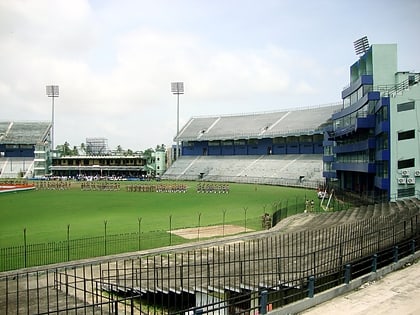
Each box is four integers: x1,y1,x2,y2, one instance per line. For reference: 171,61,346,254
46,85,59,151
171,82,184,160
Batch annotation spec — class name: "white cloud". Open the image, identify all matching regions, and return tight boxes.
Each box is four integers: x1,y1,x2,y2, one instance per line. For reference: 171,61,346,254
1,0,419,149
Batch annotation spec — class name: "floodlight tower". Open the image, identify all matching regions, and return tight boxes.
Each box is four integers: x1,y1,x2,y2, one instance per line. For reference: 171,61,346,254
171,82,184,160
46,85,59,151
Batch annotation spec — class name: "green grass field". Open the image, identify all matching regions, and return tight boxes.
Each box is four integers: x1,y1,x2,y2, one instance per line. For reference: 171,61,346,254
0,181,317,248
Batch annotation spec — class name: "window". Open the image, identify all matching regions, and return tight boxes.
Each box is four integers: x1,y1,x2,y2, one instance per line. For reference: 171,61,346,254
234,140,246,145
398,130,415,141
273,137,286,144
222,140,233,146
397,101,415,112
248,139,258,145
208,141,220,146
398,158,415,169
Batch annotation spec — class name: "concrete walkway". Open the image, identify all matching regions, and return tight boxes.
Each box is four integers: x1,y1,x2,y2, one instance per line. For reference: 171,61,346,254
300,259,420,315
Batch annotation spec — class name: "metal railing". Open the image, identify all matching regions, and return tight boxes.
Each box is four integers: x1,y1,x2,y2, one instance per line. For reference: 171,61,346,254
1,198,419,314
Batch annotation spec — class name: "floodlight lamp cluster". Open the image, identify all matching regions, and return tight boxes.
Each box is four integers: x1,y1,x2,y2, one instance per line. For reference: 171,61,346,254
353,36,370,56
171,82,184,94
46,85,59,97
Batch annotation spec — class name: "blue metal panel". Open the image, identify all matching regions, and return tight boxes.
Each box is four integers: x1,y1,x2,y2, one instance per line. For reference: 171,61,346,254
355,115,375,129
21,150,34,157
375,96,390,112
208,146,221,155
375,120,389,135
182,147,195,156
314,143,323,154
375,149,390,161
273,145,286,154
247,146,261,155
375,176,389,190
221,146,234,155
287,144,299,154
323,170,337,179
5,149,35,158
299,143,314,154
234,146,248,155
323,155,334,162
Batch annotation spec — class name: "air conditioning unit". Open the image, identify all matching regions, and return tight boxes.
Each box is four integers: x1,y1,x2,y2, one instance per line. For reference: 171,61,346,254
407,178,416,185
414,170,420,177
401,170,410,176
397,178,406,185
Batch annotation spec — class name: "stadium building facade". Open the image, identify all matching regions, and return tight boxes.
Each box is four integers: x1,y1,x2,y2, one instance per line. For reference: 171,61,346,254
50,149,167,179
323,43,420,201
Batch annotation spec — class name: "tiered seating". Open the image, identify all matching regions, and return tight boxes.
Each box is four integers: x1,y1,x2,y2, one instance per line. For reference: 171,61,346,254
163,154,324,185
177,117,219,141
0,121,50,144
177,104,341,141
274,198,420,233
268,106,339,135
0,157,34,178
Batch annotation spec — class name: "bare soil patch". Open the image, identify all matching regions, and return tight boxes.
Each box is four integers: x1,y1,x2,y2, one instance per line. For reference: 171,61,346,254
171,225,254,239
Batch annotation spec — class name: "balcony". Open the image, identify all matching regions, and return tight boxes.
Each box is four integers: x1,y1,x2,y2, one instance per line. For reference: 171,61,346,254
333,137,375,154
342,75,373,99
333,161,376,173
355,115,375,129
323,155,335,162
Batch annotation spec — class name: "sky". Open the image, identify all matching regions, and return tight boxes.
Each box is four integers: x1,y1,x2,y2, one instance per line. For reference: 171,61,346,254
1,0,419,151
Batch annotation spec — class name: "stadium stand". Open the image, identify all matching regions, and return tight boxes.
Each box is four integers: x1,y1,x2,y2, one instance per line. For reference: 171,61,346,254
0,121,51,178
163,104,340,188
0,157,34,178
176,104,341,141
163,154,324,187
0,121,50,145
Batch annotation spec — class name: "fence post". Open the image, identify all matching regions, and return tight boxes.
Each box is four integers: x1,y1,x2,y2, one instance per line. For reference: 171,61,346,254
393,246,399,263
308,276,315,298
169,215,172,246
138,217,142,251
244,207,248,232
23,228,27,268
67,224,70,261
411,239,416,255
372,254,378,272
104,220,107,256
344,264,351,284
260,290,268,314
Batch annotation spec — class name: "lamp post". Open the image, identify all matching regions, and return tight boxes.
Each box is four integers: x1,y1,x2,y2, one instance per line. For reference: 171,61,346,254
46,85,59,151
171,82,184,160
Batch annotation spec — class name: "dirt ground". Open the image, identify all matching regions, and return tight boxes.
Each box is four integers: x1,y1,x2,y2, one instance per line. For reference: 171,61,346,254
301,260,420,315
171,224,254,239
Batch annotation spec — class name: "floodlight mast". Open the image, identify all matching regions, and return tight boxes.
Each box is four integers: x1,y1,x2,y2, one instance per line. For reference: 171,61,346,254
46,85,59,151
171,82,184,160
